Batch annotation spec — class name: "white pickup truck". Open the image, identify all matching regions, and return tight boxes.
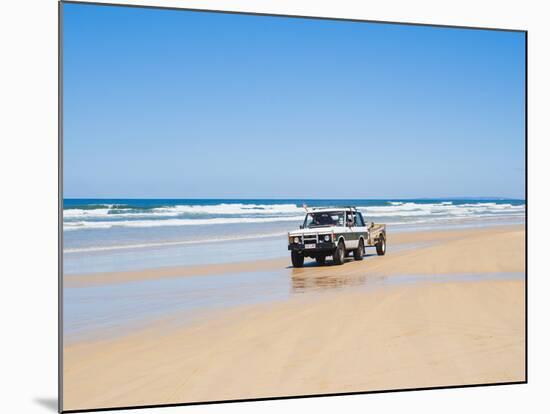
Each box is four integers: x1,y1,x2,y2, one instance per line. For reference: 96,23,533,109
287,207,386,267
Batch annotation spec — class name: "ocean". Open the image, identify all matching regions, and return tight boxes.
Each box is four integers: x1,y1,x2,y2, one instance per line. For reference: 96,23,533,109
63,199,525,274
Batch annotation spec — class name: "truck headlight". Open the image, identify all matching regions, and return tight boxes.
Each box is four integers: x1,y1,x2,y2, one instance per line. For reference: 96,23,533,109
324,234,331,242
293,237,300,244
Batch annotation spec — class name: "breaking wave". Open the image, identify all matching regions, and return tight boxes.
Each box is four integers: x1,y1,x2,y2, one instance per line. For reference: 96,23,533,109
63,200,525,231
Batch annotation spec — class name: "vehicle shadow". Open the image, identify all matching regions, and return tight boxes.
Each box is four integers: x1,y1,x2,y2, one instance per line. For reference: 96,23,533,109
284,253,377,269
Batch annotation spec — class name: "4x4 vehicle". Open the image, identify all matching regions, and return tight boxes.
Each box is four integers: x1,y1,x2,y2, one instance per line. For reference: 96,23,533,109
288,207,386,267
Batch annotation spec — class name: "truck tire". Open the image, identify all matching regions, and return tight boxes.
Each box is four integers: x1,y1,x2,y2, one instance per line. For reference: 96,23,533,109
354,238,364,261
315,256,326,265
376,235,386,256
291,251,304,267
333,240,345,265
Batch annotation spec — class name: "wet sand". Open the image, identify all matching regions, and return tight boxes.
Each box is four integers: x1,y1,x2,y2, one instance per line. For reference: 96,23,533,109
63,225,525,411
64,225,523,287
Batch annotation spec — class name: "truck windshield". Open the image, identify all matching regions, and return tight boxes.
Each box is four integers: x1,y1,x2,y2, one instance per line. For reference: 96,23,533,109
304,212,345,228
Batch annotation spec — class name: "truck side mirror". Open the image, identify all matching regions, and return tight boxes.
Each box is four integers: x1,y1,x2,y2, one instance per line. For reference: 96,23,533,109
299,225,303,229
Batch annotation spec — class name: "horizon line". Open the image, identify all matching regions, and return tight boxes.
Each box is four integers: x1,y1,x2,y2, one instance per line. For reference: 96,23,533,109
62,196,526,200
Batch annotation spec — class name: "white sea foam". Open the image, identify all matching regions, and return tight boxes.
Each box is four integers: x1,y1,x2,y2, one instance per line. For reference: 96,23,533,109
63,215,305,231
63,202,525,231
63,203,304,219
63,231,288,253
356,202,524,218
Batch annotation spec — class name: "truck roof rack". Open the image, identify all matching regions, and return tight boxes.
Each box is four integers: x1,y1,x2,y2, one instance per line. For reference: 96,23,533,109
310,206,358,211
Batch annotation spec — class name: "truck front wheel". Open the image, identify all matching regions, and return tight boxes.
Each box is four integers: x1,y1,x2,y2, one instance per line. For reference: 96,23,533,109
332,240,345,265
291,251,305,267
354,239,365,260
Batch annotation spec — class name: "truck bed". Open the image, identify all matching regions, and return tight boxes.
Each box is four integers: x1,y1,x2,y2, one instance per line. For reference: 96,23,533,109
367,223,386,246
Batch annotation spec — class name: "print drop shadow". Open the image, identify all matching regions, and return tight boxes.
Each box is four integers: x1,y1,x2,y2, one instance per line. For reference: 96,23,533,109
34,397,58,412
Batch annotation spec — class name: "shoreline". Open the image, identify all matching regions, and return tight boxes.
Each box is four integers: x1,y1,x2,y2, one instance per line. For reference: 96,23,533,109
64,224,524,287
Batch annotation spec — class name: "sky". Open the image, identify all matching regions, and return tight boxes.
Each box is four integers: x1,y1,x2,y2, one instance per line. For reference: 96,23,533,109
62,3,526,199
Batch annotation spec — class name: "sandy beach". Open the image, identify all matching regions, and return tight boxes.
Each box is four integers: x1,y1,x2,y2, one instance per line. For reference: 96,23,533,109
63,225,525,411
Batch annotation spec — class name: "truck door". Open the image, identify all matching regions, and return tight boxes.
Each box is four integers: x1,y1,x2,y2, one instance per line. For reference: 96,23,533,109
355,212,368,245
345,211,359,248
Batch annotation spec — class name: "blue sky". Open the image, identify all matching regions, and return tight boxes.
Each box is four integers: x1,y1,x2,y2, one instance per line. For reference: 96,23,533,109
63,3,525,199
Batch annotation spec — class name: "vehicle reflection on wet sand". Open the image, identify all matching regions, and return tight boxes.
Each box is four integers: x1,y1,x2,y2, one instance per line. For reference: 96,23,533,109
290,266,523,294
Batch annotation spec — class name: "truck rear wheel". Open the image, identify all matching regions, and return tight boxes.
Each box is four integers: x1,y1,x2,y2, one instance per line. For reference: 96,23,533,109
333,240,345,265
291,251,304,267
354,239,364,260
376,235,386,256
315,256,326,265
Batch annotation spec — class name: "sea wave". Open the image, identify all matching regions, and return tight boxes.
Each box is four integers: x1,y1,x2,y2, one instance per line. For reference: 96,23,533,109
63,203,303,219
359,202,525,217
63,215,305,231
63,201,525,231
